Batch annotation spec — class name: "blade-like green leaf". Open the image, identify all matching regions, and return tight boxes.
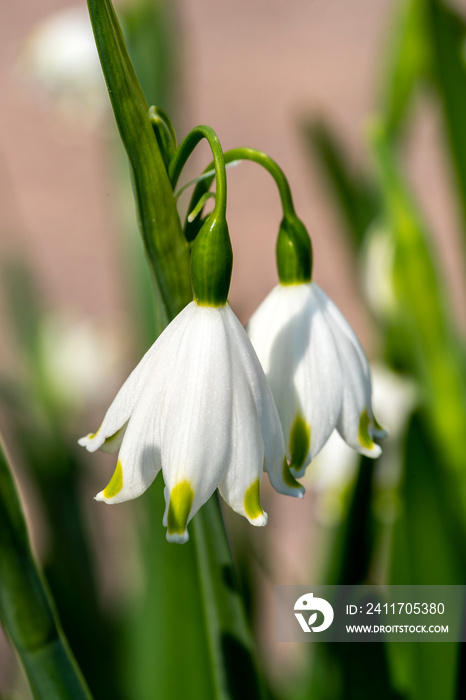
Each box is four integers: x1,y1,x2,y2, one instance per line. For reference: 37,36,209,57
87,0,192,321
427,0,466,239
324,457,376,587
388,413,465,700
302,121,377,249
303,458,403,700
0,261,123,699
380,0,430,139
0,436,92,700
122,0,178,111
370,122,466,497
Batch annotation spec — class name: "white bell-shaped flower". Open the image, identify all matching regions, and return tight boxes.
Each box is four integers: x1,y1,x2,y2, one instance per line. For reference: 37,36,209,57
79,301,303,543
247,282,387,478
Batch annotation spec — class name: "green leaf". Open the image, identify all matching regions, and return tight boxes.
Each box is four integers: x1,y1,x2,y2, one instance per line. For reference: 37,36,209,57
0,436,92,700
302,121,377,249
388,413,465,700
426,0,466,237
324,458,377,587
122,0,177,111
380,0,430,139
303,458,403,700
370,122,466,496
87,0,192,322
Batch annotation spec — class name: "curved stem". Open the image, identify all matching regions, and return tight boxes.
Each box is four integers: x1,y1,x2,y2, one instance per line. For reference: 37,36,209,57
224,147,296,218
169,126,227,219
184,147,297,242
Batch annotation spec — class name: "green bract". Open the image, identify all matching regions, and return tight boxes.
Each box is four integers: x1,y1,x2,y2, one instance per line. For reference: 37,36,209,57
191,215,233,307
276,214,313,285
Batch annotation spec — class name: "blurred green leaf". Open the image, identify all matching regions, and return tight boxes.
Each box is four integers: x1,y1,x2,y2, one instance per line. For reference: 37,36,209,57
302,121,377,249
370,122,466,496
380,0,430,139
0,436,92,700
324,457,376,587
303,458,403,700
122,0,178,111
426,0,466,237
388,413,465,700
1,262,122,698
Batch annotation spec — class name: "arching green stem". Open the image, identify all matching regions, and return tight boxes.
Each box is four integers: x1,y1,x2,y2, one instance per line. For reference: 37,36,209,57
169,126,227,220
183,146,312,283
184,148,296,240
225,147,296,217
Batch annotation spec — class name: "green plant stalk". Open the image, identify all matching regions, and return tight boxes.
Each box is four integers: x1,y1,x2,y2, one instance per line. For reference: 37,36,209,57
87,0,192,322
0,436,92,700
192,497,267,700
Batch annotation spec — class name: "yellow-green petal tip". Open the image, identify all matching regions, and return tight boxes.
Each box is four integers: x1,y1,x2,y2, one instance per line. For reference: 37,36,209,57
167,481,194,538
244,479,266,521
359,409,374,450
103,460,123,499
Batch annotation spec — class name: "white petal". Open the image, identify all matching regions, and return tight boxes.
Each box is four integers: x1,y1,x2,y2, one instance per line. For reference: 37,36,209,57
94,315,190,503
161,306,233,543
248,285,302,459
248,284,343,477
293,285,343,469
228,305,304,498
314,285,384,457
218,346,267,526
79,302,193,452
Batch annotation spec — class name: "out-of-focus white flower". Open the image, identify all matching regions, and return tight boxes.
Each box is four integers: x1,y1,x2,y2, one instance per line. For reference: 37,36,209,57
310,363,417,525
79,301,303,543
17,6,106,123
39,314,122,411
361,222,397,320
247,282,387,478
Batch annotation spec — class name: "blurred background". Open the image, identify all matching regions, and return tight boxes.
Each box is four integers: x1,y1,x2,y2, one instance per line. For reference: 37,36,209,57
0,0,465,698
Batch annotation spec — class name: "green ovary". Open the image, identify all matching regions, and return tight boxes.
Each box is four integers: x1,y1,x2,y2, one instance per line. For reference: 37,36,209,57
103,461,123,499
244,479,265,520
167,481,194,535
359,409,374,449
289,413,311,471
